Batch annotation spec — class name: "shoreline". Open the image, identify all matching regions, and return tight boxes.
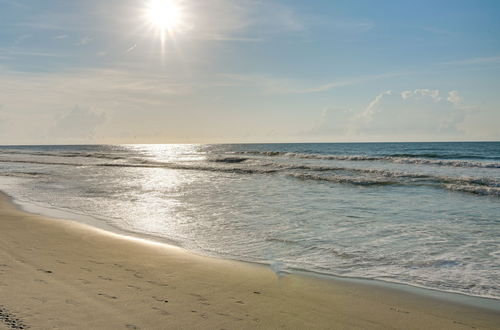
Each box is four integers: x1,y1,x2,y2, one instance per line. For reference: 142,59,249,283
1,192,499,329
8,189,500,308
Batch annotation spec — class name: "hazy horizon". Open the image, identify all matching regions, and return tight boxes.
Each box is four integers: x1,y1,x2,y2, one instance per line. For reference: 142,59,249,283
1,140,500,147
1,0,499,144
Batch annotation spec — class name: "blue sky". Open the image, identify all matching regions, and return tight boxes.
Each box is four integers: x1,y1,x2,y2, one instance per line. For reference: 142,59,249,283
0,0,499,143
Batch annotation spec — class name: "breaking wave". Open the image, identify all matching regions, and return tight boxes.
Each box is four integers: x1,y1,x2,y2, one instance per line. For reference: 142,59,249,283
288,173,396,186
444,184,500,196
1,155,499,196
240,151,500,168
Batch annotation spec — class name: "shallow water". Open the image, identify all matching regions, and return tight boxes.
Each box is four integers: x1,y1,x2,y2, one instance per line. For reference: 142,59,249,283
0,142,499,299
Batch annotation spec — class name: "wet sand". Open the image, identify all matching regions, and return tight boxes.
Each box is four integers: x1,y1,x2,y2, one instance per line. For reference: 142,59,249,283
0,192,499,329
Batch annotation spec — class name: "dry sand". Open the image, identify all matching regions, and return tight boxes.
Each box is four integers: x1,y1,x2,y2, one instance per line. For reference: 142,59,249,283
0,192,499,329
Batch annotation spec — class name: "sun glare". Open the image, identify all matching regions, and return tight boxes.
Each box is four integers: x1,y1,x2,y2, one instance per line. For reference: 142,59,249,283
146,0,183,32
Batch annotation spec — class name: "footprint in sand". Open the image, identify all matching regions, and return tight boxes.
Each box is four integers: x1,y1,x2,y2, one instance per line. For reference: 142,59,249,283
390,307,410,314
77,278,91,285
88,260,105,265
152,307,169,316
190,293,207,301
453,320,476,328
190,293,210,306
127,285,141,290
152,296,169,303
0,264,9,276
98,275,113,281
98,293,118,299
37,269,53,274
146,280,168,287
34,278,48,284
229,297,245,304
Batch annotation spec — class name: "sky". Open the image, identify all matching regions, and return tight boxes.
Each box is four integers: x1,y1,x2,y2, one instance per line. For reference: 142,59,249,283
0,0,499,144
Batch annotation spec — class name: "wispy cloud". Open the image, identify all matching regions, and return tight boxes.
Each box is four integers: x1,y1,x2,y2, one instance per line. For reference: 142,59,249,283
53,34,69,39
0,0,29,9
0,47,66,58
357,90,392,123
298,73,400,94
15,22,65,31
14,34,32,45
197,34,262,42
77,36,93,46
220,72,401,94
0,67,193,110
0,67,200,143
175,0,306,42
440,56,500,66
125,44,137,53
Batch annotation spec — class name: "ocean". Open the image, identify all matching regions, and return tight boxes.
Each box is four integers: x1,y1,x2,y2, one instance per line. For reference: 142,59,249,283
0,142,499,299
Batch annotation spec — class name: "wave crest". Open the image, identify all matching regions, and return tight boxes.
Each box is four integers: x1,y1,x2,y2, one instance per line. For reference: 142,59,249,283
241,151,500,168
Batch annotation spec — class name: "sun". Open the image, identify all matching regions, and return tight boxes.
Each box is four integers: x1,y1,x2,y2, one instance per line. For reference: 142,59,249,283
146,0,183,32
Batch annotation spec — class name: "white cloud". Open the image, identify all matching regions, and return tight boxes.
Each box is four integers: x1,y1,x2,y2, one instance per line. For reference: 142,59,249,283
447,90,462,105
401,90,413,100
400,89,441,102
314,89,494,141
417,89,441,102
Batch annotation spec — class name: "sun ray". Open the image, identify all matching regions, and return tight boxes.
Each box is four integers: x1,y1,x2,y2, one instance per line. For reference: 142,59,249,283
142,0,186,61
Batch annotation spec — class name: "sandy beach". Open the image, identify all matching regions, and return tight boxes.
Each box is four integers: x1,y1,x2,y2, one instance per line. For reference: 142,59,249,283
0,192,499,329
